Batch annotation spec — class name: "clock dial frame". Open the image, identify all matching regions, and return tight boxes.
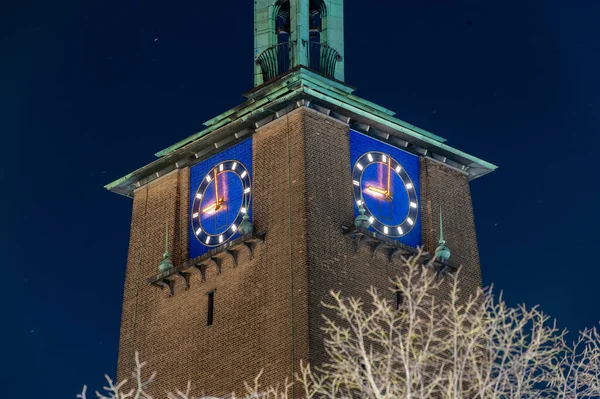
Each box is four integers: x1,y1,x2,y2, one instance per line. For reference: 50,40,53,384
191,160,252,247
352,151,419,237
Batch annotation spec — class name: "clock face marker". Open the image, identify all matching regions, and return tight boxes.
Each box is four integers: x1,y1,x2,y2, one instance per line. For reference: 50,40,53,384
407,217,414,226
219,164,224,172
241,207,247,214
232,224,237,232
356,162,363,171
397,226,403,234
382,154,387,162
353,180,360,186
196,193,203,199
368,216,375,224
195,228,202,235
410,202,417,209
205,237,211,244
206,175,212,182
384,226,389,234
241,171,247,178
244,187,251,194
193,212,199,218
367,153,373,162
232,162,237,170
395,165,401,173
219,235,223,243
405,183,413,189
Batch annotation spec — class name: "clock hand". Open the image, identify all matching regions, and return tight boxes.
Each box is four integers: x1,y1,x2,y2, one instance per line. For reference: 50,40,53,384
202,168,225,214
385,156,393,202
386,156,390,195
214,168,221,211
366,186,388,196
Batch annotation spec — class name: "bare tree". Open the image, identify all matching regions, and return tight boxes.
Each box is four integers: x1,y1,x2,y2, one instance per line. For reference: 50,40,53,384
80,251,600,399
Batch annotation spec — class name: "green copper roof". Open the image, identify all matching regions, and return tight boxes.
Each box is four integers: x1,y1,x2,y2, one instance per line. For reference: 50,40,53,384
154,68,446,158
106,68,496,197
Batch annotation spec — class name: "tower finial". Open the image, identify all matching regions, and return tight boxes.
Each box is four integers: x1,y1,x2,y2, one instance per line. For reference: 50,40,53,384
158,221,174,273
238,195,254,235
435,207,450,263
354,201,370,229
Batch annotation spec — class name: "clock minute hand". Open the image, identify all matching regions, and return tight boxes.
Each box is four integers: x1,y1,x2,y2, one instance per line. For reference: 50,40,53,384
214,168,222,211
385,156,393,202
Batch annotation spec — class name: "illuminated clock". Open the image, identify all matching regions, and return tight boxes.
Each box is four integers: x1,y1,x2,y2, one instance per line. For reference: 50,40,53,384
352,151,419,238
191,159,252,248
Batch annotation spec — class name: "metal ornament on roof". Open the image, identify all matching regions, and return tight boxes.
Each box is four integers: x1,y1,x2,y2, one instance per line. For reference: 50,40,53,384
237,197,254,235
434,207,451,263
354,203,371,229
158,222,174,273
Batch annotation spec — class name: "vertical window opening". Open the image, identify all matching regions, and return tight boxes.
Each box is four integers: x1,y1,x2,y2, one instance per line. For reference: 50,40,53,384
276,1,291,45
396,289,403,310
309,0,323,43
275,1,291,76
207,291,214,326
309,0,326,72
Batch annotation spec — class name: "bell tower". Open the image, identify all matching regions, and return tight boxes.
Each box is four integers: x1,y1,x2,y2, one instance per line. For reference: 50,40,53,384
106,0,496,397
254,0,345,86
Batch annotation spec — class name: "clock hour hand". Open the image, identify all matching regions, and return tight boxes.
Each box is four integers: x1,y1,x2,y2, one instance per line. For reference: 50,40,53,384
202,197,225,214
366,185,393,202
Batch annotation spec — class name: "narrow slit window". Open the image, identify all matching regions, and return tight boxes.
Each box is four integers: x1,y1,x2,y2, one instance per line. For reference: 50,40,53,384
207,291,214,326
396,289,403,310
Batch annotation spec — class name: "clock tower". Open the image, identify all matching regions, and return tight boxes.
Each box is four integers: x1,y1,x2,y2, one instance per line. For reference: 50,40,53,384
106,0,496,396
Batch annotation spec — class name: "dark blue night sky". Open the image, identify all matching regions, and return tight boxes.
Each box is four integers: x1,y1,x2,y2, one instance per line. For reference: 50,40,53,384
6,1,599,397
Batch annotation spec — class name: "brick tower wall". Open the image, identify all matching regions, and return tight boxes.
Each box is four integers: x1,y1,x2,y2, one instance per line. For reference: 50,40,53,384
116,109,311,397
115,106,483,395
299,108,483,368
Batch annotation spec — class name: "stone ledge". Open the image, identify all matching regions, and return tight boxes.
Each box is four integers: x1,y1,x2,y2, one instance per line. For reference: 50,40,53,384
148,231,266,296
341,225,456,276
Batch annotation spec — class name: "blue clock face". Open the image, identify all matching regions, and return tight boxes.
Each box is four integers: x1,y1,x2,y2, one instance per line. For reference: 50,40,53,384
191,160,252,247
353,151,419,237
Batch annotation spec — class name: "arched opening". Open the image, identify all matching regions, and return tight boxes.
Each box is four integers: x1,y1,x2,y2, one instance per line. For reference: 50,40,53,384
309,0,326,43
309,0,327,72
272,0,291,76
275,0,291,45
